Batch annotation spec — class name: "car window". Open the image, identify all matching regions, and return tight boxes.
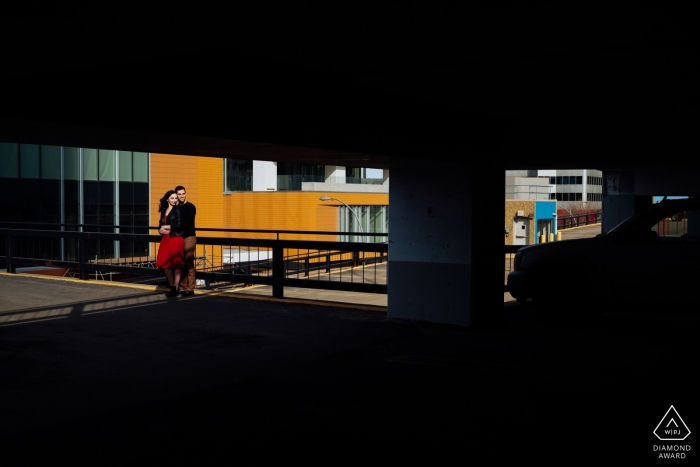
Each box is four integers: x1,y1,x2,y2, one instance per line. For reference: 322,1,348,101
618,206,700,245
652,209,700,243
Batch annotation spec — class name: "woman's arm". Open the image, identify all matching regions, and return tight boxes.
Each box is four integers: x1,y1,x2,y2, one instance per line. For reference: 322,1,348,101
158,213,171,235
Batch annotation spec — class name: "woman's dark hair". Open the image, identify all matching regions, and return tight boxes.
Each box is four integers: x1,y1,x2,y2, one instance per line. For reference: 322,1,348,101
158,190,177,214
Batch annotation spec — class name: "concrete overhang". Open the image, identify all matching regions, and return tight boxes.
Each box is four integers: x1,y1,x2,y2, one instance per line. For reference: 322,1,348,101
0,4,697,172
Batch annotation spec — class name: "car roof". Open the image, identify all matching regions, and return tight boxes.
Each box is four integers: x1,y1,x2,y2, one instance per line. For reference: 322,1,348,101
650,197,700,209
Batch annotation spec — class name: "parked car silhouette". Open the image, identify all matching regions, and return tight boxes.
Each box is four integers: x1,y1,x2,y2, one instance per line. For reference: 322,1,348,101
507,197,700,309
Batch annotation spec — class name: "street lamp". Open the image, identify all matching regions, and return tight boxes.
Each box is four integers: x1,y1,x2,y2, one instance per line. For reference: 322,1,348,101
319,196,366,243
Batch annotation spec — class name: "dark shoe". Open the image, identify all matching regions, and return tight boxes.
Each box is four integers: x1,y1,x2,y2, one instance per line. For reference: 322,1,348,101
166,286,178,297
181,290,194,297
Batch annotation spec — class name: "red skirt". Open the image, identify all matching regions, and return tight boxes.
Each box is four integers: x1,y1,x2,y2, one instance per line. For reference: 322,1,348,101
156,234,184,269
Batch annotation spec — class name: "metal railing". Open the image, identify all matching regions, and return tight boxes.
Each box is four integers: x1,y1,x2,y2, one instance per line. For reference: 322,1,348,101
557,211,602,229
1,223,388,297
504,245,523,292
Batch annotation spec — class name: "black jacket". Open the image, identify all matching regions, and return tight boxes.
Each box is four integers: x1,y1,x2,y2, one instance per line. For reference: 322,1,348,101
159,205,185,237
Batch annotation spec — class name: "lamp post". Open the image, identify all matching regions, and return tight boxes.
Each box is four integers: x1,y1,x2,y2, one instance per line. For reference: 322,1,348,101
319,196,366,243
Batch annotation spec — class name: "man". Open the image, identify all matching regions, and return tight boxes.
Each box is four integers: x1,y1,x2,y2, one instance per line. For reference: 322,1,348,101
175,185,197,296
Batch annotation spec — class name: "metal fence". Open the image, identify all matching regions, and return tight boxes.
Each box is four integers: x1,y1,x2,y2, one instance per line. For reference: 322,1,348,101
1,223,388,297
504,245,523,291
557,211,602,229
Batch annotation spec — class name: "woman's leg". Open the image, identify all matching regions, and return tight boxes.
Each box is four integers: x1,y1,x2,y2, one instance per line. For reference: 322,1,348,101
164,269,174,286
164,269,179,297
173,269,182,290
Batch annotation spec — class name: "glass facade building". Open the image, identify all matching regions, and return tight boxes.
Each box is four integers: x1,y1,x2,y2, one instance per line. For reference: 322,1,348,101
338,205,389,243
0,142,149,261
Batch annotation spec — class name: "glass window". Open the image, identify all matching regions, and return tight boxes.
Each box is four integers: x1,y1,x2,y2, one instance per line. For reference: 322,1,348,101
99,149,115,181
0,142,19,177
385,204,389,235
64,147,80,180
369,205,388,243
549,177,555,185
133,152,148,182
346,167,362,184
225,159,252,191
99,181,115,204
20,144,40,179
338,204,389,243
576,176,582,184
277,163,324,190
630,209,700,245
64,179,79,206
119,151,133,181
119,181,133,204
41,145,61,179
133,183,148,208
576,192,582,201
83,181,99,214
83,148,98,181
556,176,562,185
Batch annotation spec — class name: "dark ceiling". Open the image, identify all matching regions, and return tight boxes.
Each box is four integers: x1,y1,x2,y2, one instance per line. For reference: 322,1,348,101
1,4,697,170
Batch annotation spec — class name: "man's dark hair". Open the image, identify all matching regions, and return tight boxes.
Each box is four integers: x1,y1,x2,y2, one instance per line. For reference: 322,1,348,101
175,185,186,193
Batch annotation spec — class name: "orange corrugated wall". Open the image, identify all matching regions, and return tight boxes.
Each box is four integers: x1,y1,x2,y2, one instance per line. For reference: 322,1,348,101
151,154,388,241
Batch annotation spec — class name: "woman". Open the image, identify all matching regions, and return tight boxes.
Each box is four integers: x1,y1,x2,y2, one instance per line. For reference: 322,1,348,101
155,190,185,297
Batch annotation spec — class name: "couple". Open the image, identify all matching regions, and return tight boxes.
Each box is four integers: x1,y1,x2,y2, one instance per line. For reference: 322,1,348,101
155,185,197,297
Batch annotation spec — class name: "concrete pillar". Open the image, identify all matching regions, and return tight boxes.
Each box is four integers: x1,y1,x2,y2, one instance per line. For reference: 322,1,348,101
388,165,503,328
601,170,652,233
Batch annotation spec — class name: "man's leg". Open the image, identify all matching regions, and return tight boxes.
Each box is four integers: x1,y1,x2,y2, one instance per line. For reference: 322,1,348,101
180,236,197,292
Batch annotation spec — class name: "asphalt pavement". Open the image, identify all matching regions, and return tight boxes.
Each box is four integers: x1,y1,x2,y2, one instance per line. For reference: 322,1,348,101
1,269,697,463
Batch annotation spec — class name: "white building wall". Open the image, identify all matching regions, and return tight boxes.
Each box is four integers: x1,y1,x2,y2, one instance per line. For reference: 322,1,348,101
252,160,277,191
325,165,346,184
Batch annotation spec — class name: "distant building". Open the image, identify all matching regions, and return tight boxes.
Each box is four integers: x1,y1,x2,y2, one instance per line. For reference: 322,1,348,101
0,141,389,262
506,169,602,211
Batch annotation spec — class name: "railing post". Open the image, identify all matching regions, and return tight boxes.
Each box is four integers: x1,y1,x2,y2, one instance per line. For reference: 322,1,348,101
304,257,309,277
78,232,90,280
272,245,284,298
326,253,331,273
6,234,16,273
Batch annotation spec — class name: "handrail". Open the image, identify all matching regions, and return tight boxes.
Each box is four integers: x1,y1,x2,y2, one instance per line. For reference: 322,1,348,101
0,221,389,239
0,226,388,297
557,211,602,229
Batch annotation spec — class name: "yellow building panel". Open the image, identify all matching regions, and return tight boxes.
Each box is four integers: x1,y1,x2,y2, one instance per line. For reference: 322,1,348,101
151,154,388,241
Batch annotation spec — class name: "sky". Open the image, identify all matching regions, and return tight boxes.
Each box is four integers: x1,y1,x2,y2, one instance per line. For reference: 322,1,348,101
653,196,688,203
